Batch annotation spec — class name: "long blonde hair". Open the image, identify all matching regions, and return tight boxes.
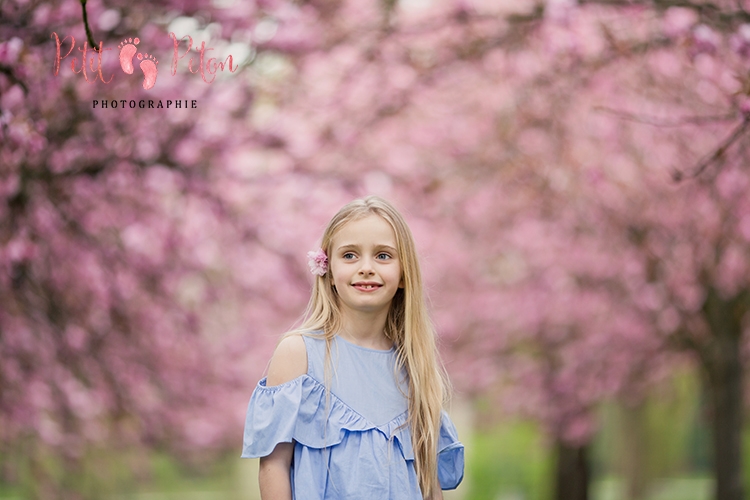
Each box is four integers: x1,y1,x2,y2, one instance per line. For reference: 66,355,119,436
292,195,447,498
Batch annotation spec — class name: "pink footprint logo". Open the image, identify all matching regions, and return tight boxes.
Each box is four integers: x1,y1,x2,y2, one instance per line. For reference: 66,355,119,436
117,37,140,74
137,53,158,90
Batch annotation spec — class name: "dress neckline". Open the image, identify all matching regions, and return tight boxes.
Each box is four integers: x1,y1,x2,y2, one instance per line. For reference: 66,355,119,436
335,334,395,353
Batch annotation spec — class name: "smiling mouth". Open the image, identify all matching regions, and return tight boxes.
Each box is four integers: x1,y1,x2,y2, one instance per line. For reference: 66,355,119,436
352,283,382,290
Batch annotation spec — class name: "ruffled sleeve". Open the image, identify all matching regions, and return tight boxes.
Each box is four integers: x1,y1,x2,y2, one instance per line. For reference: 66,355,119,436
241,374,376,458
241,376,302,458
437,410,465,490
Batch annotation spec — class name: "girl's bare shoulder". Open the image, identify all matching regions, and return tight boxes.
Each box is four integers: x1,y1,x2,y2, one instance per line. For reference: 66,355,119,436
266,333,308,386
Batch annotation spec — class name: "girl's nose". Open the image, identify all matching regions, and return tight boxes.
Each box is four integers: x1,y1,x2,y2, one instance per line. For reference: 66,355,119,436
358,257,375,275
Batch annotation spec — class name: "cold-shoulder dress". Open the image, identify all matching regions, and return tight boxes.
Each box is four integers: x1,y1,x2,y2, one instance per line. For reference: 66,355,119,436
241,331,464,499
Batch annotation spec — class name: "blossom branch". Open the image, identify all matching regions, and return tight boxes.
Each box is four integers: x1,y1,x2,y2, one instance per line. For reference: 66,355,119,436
0,64,28,94
594,106,737,127
79,0,100,53
673,116,750,181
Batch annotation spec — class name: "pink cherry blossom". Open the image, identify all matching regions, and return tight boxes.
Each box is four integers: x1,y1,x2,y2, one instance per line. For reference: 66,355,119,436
307,248,328,276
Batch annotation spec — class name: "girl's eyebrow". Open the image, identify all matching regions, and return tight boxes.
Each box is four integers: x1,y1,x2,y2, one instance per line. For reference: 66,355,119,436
376,245,398,252
337,243,397,252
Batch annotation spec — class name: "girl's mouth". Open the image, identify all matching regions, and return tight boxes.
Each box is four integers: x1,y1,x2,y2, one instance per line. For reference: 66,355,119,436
352,283,382,291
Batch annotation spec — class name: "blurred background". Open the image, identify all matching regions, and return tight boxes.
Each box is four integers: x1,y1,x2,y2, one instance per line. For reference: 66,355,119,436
2,0,750,498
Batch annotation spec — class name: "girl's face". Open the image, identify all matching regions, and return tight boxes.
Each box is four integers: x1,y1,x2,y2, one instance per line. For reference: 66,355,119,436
329,214,404,317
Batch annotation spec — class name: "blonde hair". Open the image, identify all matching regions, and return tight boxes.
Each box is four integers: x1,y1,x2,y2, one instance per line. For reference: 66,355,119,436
291,195,447,498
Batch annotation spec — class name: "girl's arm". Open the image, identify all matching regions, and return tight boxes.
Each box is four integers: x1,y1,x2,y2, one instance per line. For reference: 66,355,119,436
258,335,308,500
429,479,445,500
259,442,294,500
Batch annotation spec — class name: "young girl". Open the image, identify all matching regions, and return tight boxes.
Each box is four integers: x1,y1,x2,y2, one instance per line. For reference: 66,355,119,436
242,196,464,499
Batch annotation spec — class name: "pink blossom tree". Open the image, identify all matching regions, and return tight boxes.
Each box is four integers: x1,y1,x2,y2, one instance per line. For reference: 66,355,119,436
3,0,750,499
0,0,317,496
243,1,750,498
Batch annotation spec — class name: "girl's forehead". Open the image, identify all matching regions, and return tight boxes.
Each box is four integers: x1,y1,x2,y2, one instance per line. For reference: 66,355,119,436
332,214,398,246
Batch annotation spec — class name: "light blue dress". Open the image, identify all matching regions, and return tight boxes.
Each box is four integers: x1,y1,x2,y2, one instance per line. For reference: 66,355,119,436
242,331,464,499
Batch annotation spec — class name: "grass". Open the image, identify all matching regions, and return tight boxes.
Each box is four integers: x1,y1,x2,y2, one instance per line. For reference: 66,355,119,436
464,410,716,500
592,475,712,500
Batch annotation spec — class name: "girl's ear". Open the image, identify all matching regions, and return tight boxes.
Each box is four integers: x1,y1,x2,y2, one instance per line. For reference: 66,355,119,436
398,276,404,289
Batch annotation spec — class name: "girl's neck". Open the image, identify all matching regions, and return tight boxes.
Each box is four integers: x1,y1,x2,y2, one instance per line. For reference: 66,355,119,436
338,312,392,351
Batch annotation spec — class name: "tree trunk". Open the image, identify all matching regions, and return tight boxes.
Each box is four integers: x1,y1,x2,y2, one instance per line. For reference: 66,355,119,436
621,402,648,500
702,287,746,500
554,439,589,500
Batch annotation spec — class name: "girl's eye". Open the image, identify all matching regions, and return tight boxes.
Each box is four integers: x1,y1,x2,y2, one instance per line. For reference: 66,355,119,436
377,253,391,260
343,252,356,260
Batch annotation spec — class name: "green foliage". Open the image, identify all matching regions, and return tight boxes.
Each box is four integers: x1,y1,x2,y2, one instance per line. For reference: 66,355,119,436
466,420,553,500
742,424,750,496
0,444,238,500
593,369,706,484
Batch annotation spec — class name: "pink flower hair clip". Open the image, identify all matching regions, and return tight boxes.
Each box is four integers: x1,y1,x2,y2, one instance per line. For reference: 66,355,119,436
307,248,328,276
